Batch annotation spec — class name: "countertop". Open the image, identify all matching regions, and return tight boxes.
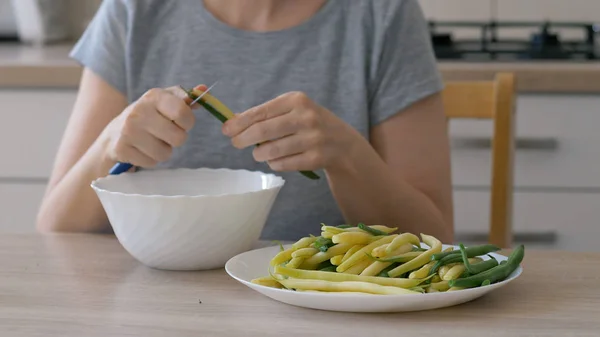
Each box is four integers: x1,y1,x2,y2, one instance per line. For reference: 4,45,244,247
0,43,82,88
1,233,599,337
3,43,600,93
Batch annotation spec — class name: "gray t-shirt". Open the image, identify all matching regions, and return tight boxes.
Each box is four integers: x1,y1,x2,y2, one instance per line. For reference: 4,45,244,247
70,0,443,241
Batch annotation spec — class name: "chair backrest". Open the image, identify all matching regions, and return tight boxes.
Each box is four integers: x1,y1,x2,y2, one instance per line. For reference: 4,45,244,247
442,72,517,248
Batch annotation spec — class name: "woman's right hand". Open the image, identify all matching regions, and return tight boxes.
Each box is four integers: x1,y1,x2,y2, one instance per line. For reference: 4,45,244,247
100,85,206,167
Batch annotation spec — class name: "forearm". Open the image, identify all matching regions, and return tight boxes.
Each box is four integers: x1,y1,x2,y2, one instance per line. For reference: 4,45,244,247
36,136,115,233
325,137,453,243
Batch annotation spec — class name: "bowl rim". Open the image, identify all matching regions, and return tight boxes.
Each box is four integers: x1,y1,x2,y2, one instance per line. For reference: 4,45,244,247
90,167,286,199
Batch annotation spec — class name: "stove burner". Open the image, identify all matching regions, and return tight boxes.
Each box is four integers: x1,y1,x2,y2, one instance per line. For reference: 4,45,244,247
428,21,599,61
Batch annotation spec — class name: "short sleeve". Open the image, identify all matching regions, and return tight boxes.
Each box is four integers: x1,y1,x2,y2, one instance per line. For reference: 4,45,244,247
69,0,129,95
368,0,444,126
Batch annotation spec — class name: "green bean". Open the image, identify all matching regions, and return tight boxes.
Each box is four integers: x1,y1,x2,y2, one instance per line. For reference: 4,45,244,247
317,259,335,271
430,244,499,275
313,237,334,252
449,245,524,289
429,254,463,276
358,223,389,236
272,240,284,252
377,263,399,277
459,243,499,274
431,244,500,261
412,246,428,252
336,225,352,229
319,266,337,272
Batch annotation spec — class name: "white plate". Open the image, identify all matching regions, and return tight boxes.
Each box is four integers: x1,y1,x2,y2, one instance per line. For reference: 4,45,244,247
225,244,523,313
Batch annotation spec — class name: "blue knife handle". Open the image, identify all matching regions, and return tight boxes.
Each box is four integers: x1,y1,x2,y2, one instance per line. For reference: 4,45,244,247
109,162,133,175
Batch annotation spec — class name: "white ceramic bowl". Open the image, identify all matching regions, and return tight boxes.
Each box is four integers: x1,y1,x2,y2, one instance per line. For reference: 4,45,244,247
90,168,285,271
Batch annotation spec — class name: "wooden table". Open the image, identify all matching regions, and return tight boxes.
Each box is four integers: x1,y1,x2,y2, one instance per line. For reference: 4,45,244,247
1,234,599,337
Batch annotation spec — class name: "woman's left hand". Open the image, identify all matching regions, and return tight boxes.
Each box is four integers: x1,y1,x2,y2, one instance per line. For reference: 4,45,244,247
222,91,362,173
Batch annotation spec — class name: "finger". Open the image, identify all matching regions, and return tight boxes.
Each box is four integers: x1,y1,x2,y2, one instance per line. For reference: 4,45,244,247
166,86,191,100
231,113,300,149
252,134,309,162
169,84,209,108
188,84,210,109
131,130,173,163
223,92,297,137
166,84,208,100
115,144,157,168
149,89,195,131
143,109,188,148
266,150,324,172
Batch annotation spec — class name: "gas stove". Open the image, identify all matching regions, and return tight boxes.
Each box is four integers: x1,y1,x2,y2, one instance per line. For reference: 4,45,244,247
429,20,600,61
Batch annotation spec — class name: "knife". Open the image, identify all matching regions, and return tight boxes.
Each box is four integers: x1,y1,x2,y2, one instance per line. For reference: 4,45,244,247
108,81,219,175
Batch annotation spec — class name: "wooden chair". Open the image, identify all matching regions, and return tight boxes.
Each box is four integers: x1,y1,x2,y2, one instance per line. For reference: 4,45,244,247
442,72,517,248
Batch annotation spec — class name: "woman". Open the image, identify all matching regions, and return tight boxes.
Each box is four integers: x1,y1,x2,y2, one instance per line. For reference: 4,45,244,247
36,0,454,243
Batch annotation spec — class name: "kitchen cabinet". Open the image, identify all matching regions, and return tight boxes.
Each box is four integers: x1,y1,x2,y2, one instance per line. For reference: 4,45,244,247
0,89,76,233
0,89,75,177
450,94,600,188
0,183,46,233
454,190,600,253
450,94,600,252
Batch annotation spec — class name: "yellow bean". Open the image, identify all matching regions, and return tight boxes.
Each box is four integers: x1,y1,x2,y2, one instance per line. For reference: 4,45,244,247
276,278,419,295
441,258,482,281
251,276,283,288
271,236,320,266
385,233,421,255
388,234,442,278
321,226,354,234
270,249,294,266
285,257,305,269
431,275,442,283
292,247,318,258
343,259,373,275
274,265,426,288
442,264,466,281
332,232,381,245
371,244,389,258
428,280,450,292
336,235,397,273
438,263,460,279
342,245,364,262
385,243,414,257
370,251,422,263
387,243,414,257
448,287,464,292
321,231,334,239
409,261,436,279
372,242,412,258
360,261,393,276
363,225,399,234
330,255,344,266
301,244,353,269
291,236,317,250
